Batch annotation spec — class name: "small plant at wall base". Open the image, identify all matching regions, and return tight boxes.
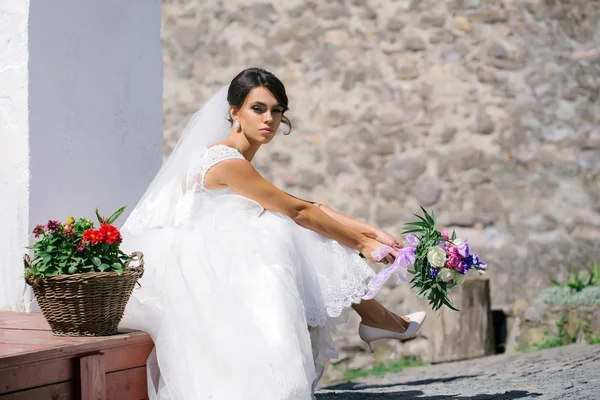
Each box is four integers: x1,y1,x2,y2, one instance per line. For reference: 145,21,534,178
551,263,600,292
538,261,600,307
525,318,600,352
25,207,133,278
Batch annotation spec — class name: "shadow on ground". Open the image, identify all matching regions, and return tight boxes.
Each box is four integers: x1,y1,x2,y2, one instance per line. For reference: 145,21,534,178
322,375,480,391
317,379,543,399
316,389,542,399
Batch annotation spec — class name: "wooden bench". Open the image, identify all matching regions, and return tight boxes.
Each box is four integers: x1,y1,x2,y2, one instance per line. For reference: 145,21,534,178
0,312,154,400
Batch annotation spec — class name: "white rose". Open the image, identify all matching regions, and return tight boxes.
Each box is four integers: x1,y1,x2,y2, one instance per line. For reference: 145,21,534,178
452,239,464,246
427,246,447,268
439,268,456,283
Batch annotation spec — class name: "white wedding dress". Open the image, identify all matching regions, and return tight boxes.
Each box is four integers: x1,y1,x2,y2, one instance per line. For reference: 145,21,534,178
120,144,375,399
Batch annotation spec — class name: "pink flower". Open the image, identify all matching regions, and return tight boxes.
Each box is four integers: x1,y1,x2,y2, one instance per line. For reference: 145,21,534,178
441,231,450,239
448,246,459,256
446,254,461,269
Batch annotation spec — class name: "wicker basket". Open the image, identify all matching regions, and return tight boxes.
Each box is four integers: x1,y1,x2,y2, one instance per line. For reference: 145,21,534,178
24,252,144,336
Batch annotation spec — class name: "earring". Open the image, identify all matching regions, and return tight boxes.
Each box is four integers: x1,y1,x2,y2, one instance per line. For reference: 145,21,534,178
233,121,241,130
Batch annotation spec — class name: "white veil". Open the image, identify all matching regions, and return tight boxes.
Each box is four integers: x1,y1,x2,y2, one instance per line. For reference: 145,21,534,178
122,85,231,236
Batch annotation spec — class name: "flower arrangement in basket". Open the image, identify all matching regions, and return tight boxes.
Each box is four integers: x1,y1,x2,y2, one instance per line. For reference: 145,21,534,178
24,207,143,336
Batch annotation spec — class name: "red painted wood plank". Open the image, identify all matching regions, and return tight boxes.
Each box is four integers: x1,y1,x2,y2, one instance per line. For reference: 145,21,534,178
0,358,74,395
0,344,154,395
80,353,106,400
0,381,74,400
0,312,50,331
106,366,148,400
1,332,152,368
103,343,154,372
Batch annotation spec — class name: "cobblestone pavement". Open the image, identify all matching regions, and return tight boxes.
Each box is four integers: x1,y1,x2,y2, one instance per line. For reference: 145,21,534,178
316,344,600,400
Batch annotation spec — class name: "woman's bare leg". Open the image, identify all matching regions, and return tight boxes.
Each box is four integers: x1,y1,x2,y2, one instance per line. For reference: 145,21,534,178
352,299,410,333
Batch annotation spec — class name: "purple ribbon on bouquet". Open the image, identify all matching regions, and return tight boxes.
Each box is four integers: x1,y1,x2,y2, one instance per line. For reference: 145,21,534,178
361,234,420,300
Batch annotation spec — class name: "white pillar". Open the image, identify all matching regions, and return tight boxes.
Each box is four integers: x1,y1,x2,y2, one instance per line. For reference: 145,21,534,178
0,0,163,311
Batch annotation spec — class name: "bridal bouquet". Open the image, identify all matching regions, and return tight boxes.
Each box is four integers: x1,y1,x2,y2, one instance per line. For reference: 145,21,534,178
362,207,487,311
25,207,133,277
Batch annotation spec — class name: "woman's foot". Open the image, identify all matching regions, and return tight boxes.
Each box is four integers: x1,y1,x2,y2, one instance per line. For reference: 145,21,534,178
352,299,426,352
358,311,427,352
361,310,410,333
352,298,410,333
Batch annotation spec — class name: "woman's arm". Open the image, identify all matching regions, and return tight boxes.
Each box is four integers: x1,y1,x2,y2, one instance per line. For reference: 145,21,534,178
285,192,404,250
318,205,404,250
207,159,393,262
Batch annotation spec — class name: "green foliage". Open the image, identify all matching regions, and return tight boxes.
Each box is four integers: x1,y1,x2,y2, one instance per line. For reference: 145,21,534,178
25,208,132,278
403,207,459,312
339,357,427,381
525,317,600,352
537,286,600,307
526,316,573,351
551,262,600,293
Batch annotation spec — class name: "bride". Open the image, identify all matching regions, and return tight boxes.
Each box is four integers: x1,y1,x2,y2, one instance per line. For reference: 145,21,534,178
120,67,426,400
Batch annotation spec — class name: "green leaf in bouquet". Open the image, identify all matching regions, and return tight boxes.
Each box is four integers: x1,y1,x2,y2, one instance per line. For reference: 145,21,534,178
99,263,110,272
412,213,429,224
401,228,424,235
107,206,127,225
442,296,459,312
405,221,430,228
419,206,435,225
95,208,105,224
92,257,102,267
67,266,78,274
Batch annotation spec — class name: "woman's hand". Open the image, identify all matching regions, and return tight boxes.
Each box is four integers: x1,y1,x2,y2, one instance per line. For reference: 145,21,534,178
365,228,404,251
359,237,398,264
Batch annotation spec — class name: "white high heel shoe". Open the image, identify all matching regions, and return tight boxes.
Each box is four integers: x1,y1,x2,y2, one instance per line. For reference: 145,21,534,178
358,311,427,353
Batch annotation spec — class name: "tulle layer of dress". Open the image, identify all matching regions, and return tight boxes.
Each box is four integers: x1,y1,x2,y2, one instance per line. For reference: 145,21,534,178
120,191,374,400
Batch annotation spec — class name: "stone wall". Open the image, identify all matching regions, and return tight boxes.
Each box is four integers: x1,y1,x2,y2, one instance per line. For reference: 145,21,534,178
160,0,600,369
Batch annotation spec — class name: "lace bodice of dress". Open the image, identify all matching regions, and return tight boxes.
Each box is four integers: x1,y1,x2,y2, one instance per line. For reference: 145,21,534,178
187,145,245,194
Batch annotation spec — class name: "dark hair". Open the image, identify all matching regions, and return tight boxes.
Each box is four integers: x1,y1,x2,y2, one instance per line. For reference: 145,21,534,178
227,68,292,135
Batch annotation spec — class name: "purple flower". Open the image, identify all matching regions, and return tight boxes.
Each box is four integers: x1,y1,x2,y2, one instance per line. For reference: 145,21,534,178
32,224,46,238
471,253,487,272
46,220,61,233
457,241,470,258
461,260,472,273
430,268,440,279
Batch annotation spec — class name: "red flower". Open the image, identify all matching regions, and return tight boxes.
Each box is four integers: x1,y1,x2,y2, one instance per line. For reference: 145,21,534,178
83,229,104,245
99,224,122,245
